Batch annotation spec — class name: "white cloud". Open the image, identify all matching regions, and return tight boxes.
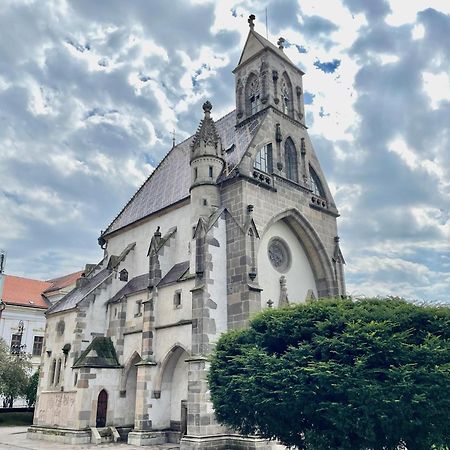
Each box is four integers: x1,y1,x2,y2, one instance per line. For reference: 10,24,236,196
387,0,450,25
422,71,450,109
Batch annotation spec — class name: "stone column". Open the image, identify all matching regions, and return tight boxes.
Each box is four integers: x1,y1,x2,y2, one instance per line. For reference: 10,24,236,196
181,222,227,450
128,270,160,445
224,190,262,330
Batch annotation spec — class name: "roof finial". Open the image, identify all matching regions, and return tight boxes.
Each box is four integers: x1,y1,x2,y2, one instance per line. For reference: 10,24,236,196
203,100,212,118
277,37,285,50
248,14,255,30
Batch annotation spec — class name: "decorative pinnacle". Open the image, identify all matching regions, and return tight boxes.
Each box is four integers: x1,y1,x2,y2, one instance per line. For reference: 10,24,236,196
277,37,285,50
248,14,255,30
202,100,212,118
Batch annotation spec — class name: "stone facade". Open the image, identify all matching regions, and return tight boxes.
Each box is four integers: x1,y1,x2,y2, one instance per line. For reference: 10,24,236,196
29,17,345,449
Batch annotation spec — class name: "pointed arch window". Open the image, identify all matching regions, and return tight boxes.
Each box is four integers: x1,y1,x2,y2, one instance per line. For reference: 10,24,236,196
281,73,294,117
284,138,298,182
254,144,273,173
246,73,260,116
310,166,325,198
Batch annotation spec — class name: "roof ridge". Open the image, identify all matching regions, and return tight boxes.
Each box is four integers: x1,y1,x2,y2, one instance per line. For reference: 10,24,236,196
46,270,83,283
4,274,51,284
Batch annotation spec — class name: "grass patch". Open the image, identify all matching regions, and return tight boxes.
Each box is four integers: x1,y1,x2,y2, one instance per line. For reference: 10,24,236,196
0,412,33,426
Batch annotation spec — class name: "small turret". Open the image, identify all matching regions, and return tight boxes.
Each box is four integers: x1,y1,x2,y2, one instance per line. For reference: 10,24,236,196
190,101,224,220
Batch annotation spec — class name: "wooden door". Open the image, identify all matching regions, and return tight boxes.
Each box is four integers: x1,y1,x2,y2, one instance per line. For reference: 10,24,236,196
96,389,108,427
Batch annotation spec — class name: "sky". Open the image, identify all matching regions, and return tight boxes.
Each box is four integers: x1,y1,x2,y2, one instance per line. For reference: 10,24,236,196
0,0,449,302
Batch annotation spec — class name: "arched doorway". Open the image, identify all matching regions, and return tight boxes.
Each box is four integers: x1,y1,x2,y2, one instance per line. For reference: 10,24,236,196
120,352,141,426
96,389,108,427
152,346,189,431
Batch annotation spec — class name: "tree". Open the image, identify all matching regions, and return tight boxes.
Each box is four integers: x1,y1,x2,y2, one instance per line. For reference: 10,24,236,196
0,338,32,408
209,298,450,450
25,369,40,407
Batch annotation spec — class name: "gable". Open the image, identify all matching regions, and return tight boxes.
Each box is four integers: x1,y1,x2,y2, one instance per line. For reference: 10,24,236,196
73,336,121,368
238,31,265,66
236,30,299,72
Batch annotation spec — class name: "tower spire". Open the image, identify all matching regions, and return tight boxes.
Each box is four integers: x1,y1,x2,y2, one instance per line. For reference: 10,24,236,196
191,101,220,153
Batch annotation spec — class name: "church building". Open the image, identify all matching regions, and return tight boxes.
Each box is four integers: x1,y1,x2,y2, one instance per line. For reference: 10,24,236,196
29,15,345,449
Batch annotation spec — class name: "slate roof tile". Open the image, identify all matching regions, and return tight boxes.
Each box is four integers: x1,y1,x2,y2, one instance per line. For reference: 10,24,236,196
103,109,265,236
46,268,113,315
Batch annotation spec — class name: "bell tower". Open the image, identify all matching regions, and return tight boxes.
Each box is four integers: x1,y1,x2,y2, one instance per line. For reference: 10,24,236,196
233,14,306,126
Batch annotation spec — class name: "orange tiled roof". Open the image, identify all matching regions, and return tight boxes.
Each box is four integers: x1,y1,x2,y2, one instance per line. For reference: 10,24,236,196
2,275,52,309
44,270,83,294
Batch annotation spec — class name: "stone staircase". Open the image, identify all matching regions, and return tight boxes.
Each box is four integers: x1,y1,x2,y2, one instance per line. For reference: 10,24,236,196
90,426,120,444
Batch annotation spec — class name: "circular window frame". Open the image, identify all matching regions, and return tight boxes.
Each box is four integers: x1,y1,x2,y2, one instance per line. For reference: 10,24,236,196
267,237,291,273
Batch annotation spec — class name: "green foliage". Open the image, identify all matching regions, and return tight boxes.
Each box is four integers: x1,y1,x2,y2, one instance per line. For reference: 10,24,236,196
24,369,39,407
0,338,32,407
209,298,450,450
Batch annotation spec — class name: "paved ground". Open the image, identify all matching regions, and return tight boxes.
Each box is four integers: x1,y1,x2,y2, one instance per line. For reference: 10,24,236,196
0,427,180,450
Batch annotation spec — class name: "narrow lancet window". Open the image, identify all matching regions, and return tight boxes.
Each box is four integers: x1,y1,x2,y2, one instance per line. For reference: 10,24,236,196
254,144,273,173
310,166,325,198
246,74,260,116
284,138,298,182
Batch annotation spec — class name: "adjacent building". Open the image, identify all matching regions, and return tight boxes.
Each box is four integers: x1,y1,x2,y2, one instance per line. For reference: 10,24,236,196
0,271,82,371
30,17,345,449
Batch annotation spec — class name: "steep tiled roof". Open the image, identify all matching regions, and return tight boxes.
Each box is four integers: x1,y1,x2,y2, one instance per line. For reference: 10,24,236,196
158,261,190,287
73,336,121,369
103,109,266,236
46,269,113,315
107,273,148,304
44,270,83,294
2,275,51,309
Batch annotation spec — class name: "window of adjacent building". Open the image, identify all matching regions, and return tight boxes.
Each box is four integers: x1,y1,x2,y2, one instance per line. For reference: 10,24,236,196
285,138,299,183
32,336,44,356
310,166,325,198
174,290,182,309
10,333,22,352
135,300,143,317
74,372,78,387
254,143,273,173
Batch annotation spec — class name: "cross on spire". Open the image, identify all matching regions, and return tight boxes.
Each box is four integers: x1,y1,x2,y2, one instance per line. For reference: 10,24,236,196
248,14,255,30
